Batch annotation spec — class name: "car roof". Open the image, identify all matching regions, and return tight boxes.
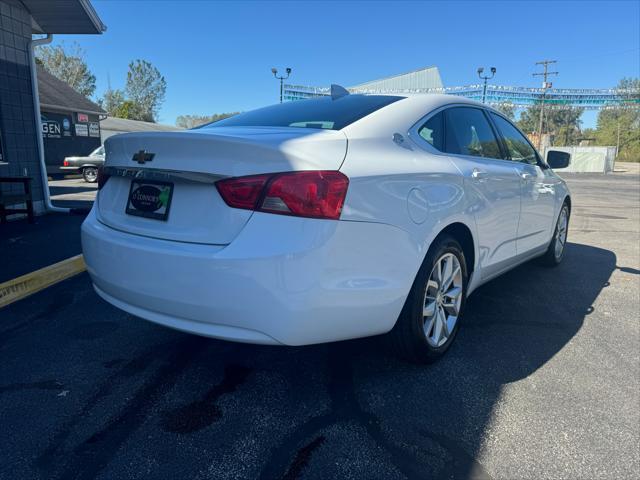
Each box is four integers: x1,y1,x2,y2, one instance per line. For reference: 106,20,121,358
341,93,495,137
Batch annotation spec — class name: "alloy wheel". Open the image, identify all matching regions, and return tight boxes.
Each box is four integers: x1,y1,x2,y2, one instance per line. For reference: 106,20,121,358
84,168,98,182
423,253,463,348
555,207,568,259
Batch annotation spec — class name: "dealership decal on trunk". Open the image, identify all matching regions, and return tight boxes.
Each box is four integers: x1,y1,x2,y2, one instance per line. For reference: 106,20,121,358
126,180,173,220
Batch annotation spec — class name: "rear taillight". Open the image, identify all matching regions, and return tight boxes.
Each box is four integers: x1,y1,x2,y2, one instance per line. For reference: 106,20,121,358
216,171,349,220
261,171,349,219
63,160,69,167
215,173,271,210
97,166,110,190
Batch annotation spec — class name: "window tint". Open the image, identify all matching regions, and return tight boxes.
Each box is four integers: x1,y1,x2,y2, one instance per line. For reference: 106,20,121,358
206,95,404,131
490,113,538,165
444,107,502,159
418,111,444,151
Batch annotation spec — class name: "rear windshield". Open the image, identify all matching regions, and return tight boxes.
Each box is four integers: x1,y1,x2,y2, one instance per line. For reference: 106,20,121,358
204,95,405,131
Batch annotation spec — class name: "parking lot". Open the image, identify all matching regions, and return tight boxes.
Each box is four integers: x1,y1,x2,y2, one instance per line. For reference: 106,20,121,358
1,168,639,479
49,177,98,210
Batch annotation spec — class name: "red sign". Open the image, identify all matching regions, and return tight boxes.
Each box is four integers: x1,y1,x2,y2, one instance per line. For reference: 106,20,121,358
77,113,89,123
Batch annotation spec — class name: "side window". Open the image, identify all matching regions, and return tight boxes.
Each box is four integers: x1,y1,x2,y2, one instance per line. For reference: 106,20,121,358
417,111,444,151
490,113,538,165
444,107,502,159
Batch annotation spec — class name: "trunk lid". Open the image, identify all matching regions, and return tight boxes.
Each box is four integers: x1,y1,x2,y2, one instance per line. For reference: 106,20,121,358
96,127,347,245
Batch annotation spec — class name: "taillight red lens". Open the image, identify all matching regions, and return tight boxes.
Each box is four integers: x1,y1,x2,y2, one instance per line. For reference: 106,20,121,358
215,173,271,209
97,166,110,190
261,171,349,220
63,160,69,167
216,171,349,220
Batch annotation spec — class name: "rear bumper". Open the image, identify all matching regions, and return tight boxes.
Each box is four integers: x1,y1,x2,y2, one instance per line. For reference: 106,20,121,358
81,207,419,346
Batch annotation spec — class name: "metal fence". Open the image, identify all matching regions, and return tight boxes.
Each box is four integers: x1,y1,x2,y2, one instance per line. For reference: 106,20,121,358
548,146,618,173
284,83,640,110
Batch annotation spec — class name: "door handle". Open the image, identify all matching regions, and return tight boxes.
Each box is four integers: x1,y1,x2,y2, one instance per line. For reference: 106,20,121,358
471,168,488,180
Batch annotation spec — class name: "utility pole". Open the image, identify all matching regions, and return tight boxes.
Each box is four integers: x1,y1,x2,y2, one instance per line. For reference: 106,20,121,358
533,60,558,150
616,119,621,158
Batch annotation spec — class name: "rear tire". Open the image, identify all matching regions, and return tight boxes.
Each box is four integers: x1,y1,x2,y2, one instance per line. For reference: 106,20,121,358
539,202,570,267
390,234,468,364
83,167,98,183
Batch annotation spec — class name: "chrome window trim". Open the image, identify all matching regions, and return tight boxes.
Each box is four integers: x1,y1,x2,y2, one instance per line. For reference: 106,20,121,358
407,104,452,156
487,110,546,167
407,103,516,167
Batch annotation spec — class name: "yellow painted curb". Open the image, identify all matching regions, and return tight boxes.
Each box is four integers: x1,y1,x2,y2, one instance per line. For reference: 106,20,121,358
0,254,86,308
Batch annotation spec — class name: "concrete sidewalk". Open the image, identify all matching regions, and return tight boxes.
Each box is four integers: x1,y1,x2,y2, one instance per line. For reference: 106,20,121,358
0,212,87,283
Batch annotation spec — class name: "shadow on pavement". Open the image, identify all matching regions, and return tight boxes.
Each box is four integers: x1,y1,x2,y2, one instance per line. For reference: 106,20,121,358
252,241,617,479
48,185,97,196
50,199,94,210
0,242,616,479
0,213,87,282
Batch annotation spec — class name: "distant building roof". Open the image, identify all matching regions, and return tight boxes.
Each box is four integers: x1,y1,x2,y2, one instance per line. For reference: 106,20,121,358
37,64,105,116
350,66,443,92
283,66,445,101
100,117,183,133
24,0,106,34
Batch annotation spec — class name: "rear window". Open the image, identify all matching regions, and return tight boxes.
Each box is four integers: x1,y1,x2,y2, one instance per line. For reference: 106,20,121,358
205,95,405,131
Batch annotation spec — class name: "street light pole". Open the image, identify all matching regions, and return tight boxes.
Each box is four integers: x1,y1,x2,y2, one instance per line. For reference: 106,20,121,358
477,66,496,104
271,67,292,103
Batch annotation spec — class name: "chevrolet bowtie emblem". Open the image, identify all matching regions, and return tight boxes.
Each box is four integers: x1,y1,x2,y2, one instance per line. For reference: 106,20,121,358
132,150,155,164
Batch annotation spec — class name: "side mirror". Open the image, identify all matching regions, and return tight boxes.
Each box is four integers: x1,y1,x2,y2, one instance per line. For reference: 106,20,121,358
546,150,571,169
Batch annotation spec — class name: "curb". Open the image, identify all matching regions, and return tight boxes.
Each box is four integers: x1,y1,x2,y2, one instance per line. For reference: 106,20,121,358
0,255,86,308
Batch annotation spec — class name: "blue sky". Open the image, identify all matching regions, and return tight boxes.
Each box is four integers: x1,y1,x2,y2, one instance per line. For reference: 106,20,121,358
57,0,639,127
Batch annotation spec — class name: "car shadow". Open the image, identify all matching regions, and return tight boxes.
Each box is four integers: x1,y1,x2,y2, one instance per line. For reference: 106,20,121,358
13,241,615,479
248,241,616,478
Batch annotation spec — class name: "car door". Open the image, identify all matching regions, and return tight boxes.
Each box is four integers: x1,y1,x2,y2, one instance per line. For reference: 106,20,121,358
489,112,557,255
440,106,522,279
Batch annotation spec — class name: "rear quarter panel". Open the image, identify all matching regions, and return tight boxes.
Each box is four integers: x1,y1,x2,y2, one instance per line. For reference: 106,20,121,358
339,133,478,286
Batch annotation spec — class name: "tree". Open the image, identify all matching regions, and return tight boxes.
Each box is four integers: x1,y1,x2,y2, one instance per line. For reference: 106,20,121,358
517,105,584,146
99,88,126,116
124,60,167,122
494,103,515,120
175,112,239,129
98,88,145,121
112,100,142,120
593,78,640,162
36,42,96,97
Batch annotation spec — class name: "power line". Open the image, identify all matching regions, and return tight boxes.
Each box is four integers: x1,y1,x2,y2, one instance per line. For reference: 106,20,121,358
533,60,559,150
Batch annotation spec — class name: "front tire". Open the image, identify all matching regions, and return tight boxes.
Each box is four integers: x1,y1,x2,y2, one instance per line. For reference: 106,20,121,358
83,167,98,183
540,202,570,266
390,234,468,363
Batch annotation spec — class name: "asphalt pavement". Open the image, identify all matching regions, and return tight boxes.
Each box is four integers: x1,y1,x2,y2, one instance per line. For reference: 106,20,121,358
49,177,97,210
0,168,638,479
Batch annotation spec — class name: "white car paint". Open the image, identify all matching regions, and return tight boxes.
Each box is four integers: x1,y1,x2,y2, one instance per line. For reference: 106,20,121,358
82,94,570,346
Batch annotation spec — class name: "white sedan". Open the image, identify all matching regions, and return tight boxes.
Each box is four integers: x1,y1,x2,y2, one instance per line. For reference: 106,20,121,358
82,90,571,363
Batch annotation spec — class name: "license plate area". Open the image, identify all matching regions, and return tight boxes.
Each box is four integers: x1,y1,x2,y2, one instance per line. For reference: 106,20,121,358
126,180,173,221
